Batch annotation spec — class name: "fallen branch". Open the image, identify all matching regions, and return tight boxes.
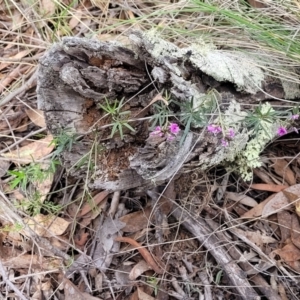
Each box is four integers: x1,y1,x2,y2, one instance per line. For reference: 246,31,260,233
171,204,259,300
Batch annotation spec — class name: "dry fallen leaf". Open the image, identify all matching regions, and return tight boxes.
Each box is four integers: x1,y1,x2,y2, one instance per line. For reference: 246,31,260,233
91,0,110,13
241,194,275,218
78,190,110,217
226,192,258,207
69,8,83,30
261,184,300,217
271,158,296,186
1,135,54,164
25,108,46,128
40,0,56,16
282,190,300,217
2,253,62,270
74,230,89,247
119,206,152,233
250,183,288,193
23,214,70,237
247,0,267,8
291,214,300,250
63,277,101,300
273,243,300,272
137,287,155,300
278,211,292,243
129,260,152,280
235,228,277,249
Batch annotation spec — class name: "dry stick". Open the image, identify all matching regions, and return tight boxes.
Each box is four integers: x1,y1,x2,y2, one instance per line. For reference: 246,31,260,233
0,127,46,155
0,65,23,93
171,276,186,297
205,218,282,300
171,204,259,300
0,258,28,300
0,70,37,107
198,271,213,300
108,191,120,217
114,236,163,274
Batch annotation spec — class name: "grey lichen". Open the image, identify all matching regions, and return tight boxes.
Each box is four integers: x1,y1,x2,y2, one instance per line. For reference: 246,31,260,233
225,102,279,180
281,78,300,99
130,30,265,94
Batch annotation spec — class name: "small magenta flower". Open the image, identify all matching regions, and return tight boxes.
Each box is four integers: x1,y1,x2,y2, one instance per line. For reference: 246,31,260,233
277,126,288,136
227,128,235,138
169,123,180,134
166,133,175,141
150,126,163,137
221,139,229,147
207,124,222,134
291,114,299,120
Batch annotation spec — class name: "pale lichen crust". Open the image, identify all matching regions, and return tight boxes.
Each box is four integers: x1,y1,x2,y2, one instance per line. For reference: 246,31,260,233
131,30,265,94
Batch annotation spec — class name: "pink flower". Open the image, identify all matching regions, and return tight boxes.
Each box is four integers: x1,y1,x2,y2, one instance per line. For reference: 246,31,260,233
221,139,229,147
150,126,163,136
169,123,180,135
207,124,222,134
166,133,175,141
227,128,235,138
277,126,288,136
291,114,299,120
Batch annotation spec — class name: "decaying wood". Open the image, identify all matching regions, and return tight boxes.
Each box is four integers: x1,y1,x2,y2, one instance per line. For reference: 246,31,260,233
37,31,298,191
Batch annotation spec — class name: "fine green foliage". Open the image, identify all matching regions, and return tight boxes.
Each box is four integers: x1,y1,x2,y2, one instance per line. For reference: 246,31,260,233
176,89,219,144
15,192,62,216
8,163,61,216
146,276,159,296
8,162,56,191
244,103,280,137
51,130,77,158
0,223,23,233
215,270,223,285
189,0,300,61
99,97,135,140
150,101,173,130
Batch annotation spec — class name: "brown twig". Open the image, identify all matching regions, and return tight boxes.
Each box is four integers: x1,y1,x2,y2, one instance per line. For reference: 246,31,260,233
115,236,163,274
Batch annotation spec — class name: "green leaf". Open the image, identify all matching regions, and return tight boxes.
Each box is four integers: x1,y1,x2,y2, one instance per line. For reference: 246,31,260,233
122,122,135,133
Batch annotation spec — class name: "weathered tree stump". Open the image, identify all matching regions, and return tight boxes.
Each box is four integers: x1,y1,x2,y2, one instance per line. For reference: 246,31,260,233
37,31,299,190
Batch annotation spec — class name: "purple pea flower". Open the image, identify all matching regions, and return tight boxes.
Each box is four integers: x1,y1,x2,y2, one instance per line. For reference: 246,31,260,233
277,126,288,136
291,114,299,120
227,128,235,138
166,133,175,141
207,124,222,135
169,123,180,134
221,139,229,147
150,126,163,137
